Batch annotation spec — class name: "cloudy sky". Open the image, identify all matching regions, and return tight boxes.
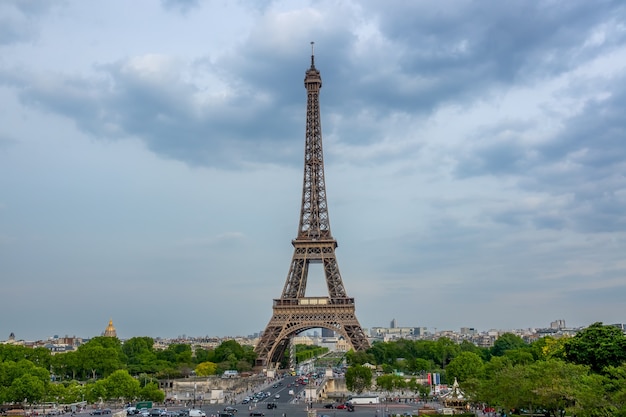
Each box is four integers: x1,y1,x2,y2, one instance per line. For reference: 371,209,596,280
1,0,625,341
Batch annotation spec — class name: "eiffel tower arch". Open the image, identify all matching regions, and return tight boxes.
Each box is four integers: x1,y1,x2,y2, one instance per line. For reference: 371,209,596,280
255,43,369,368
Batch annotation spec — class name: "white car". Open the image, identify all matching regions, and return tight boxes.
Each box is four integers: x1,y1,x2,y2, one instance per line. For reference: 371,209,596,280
274,394,280,399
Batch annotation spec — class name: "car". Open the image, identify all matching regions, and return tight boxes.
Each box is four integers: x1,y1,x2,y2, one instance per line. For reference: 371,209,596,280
250,413,264,417
91,410,112,415
274,394,280,399
266,404,277,410
323,404,334,409
224,408,237,414
272,384,278,388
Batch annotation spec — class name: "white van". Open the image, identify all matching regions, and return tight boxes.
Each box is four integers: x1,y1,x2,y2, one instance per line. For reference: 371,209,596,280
189,410,206,417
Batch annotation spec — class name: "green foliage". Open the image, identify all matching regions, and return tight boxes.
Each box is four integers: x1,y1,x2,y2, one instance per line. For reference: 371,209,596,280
139,381,165,402
503,348,535,365
410,358,433,373
564,322,626,373
345,349,376,366
491,333,527,357
156,344,192,365
76,343,125,379
376,374,406,393
101,370,140,401
294,345,329,363
445,351,485,382
345,365,372,394
434,337,461,368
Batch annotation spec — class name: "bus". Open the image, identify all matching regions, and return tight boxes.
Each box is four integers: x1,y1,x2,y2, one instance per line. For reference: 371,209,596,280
347,396,380,405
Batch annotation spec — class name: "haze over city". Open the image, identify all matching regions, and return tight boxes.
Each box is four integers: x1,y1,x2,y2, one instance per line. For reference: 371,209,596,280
1,0,625,341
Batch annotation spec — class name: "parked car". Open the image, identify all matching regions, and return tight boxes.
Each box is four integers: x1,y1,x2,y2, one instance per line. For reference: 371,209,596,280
224,408,237,414
323,404,334,409
90,410,112,415
189,410,206,417
250,412,264,417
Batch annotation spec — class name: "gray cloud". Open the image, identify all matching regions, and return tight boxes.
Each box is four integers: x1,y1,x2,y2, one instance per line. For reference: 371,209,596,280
0,0,54,45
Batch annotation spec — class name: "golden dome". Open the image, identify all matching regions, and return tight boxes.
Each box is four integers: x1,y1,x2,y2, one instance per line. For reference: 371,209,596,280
103,319,117,338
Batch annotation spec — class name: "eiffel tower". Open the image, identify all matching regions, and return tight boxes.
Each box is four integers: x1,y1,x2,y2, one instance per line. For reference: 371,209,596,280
255,43,370,368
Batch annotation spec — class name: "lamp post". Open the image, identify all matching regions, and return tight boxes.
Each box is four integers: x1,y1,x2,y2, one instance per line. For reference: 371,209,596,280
193,383,197,409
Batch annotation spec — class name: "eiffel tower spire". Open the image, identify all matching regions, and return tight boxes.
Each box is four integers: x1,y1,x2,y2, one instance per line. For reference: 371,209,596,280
255,44,369,368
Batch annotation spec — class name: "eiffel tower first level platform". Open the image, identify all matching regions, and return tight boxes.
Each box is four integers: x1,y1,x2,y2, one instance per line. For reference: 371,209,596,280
254,43,370,368
255,296,370,366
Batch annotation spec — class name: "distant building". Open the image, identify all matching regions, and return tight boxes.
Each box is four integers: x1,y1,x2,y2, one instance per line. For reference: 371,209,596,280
321,328,335,337
390,318,398,329
460,327,477,335
550,319,566,330
103,319,117,338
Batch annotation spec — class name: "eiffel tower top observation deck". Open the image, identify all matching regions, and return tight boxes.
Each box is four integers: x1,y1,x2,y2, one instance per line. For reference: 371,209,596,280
254,43,369,368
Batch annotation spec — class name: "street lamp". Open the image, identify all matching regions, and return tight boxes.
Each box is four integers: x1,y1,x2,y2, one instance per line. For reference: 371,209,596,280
193,384,197,409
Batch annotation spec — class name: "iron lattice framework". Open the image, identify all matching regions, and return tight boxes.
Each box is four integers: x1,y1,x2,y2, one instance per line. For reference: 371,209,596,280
255,45,370,368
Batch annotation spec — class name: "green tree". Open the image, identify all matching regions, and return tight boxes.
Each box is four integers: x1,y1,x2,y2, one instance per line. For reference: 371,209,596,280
434,337,460,370
75,338,125,379
85,380,107,403
445,351,485,382
408,358,432,374
564,322,626,373
213,340,244,363
603,364,626,416
139,382,165,402
491,333,527,357
345,365,373,394
7,374,46,403
346,350,376,366
102,370,140,402
123,337,158,375
376,374,406,394
529,359,590,416
503,348,535,365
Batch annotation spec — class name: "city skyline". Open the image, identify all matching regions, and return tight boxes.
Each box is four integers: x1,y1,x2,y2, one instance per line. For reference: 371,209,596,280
1,1,626,341
1,317,616,343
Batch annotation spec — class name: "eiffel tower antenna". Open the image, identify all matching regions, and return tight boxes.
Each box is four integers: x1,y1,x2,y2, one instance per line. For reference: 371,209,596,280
255,44,370,368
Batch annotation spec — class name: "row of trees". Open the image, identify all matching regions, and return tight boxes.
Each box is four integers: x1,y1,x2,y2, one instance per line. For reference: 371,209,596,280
345,322,626,416
0,337,257,405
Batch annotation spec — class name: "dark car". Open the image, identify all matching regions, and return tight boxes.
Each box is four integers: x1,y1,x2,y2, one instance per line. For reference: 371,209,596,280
266,403,277,410
224,408,238,414
323,404,334,409
90,410,112,415
250,413,264,417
